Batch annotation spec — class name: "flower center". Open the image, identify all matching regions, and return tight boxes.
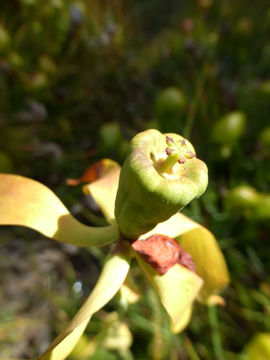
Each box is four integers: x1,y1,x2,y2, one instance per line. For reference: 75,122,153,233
152,136,195,176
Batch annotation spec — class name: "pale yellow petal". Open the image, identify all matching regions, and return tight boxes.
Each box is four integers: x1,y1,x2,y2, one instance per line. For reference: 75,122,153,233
141,212,229,304
180,227,230,303
135,253,202,333
141,212,199,239
38,243,131,360
172,305,193,334
83,160,121,223
0,174,118,247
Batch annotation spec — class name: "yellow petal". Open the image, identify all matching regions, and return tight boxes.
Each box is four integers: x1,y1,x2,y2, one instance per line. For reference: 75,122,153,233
180,226,230,303
38,242,131,360
135,253,203,333
142,212,229,304
172,305,193,333
83,160,121,223
0,174,118,247
66,159,117,186
141,212,199,239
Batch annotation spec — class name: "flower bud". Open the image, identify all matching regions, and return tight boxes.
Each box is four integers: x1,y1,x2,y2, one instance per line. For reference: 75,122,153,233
254,195,270,220
154,87,186,132
259,126,270,150
224,185,259,210
211,111,246,145
114,129,208,239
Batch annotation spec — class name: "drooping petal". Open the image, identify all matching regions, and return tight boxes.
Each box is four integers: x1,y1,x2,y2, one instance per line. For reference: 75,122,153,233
180,227,230,304
135,252,203,333
0,174,118,247
173,305,193,334
66,159,118,186
142,212,229,304
82,160,121,223
38,242,131,360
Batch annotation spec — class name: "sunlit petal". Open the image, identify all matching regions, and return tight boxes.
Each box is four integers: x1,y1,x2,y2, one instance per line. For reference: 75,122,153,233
0,174,118,247
141,212,199,239
142,212,229,304
135,253,203,333
83,160,121,223
38,242,131,360
180,227,230,303
173,305,193,333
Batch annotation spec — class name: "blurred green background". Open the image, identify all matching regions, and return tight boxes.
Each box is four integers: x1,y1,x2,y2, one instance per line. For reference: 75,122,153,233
0,0,270,359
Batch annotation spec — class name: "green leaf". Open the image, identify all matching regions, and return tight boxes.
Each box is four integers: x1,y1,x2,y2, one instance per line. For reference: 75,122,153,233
0,174,118,247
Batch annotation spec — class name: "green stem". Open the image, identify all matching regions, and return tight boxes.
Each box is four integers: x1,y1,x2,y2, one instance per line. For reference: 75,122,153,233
184,335,200,360
208,305,224,360
184,61,208,139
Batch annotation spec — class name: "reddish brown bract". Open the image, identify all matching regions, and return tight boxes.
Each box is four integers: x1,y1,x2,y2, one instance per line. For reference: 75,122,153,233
132,234,196,275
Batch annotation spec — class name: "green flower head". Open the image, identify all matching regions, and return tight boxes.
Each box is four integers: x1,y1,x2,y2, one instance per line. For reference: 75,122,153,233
115,129,208,239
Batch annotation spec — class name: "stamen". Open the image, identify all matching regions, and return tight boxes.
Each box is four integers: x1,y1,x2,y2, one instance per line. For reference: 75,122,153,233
166,136,175,145
180,139,186,146
157,135,197,174
184,150,195,159
178,157,186,164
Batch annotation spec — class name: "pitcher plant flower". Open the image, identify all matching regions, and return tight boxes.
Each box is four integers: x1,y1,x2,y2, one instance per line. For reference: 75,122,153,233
0,129,229,360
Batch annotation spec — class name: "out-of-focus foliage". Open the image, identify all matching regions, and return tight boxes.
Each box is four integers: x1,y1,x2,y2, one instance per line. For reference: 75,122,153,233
0,0,269,359
244,333,270,360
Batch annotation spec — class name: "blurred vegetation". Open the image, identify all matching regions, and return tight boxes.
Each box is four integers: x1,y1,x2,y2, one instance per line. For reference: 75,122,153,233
0,0,270,359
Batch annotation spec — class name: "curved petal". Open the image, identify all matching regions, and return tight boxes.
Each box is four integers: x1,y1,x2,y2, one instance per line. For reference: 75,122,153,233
141,212,199,239
83,160,121,223
38,242,131,360
0,174,118,247
135,253,203,333
173,305,193,334
180,227,230,304
141,212,229,304
66,159,118,186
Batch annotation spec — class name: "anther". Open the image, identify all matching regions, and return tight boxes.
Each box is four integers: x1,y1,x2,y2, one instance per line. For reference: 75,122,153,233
178,157,186,164
166,136,175,145
184,151,195,159
180,139,186,146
